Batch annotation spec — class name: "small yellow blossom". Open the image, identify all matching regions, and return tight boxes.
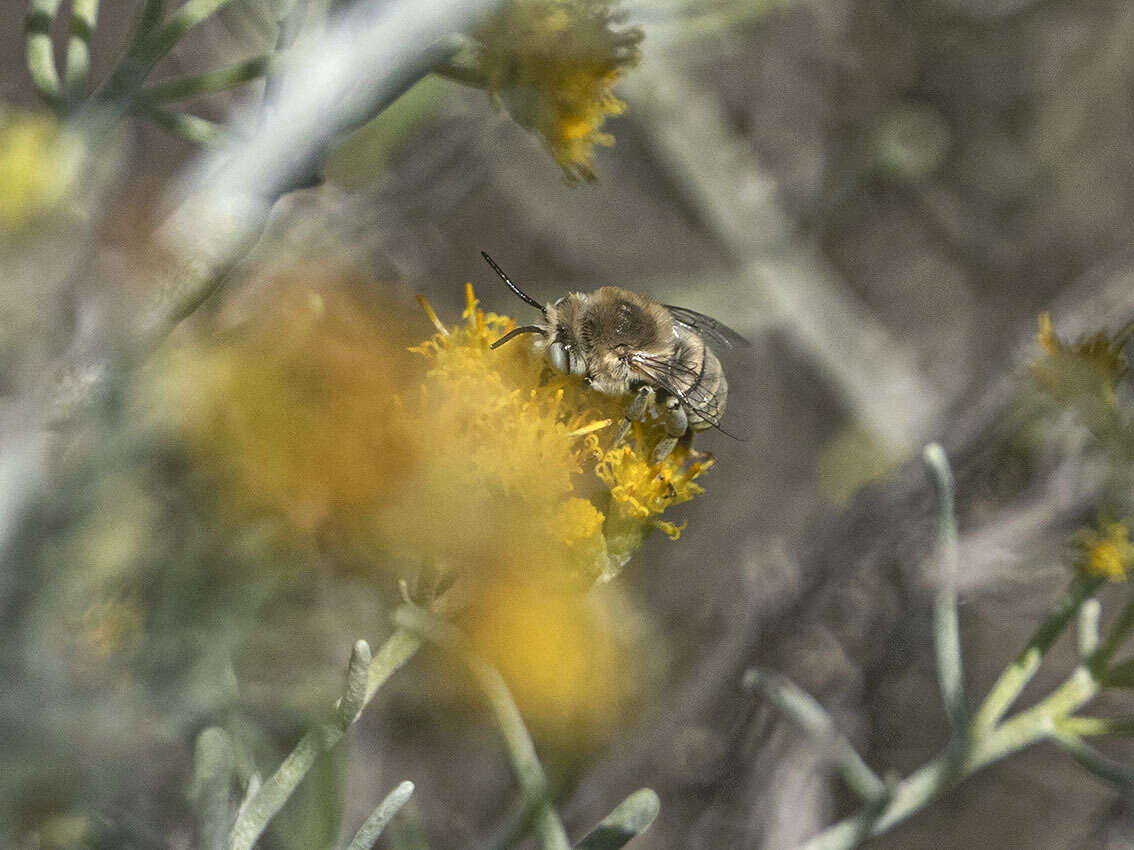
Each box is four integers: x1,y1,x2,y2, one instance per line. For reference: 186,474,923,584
473,0,642,180
1031,312,1130,411
1073,520,1134,582
0,109,83,231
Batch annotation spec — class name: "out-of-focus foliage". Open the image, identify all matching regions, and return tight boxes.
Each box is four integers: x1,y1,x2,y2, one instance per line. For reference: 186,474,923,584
0,110,83,233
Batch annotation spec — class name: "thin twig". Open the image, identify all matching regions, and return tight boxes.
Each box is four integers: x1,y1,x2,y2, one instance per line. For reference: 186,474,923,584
744,669,886,803
798,665,1100,850
394,604,571,850
1052,728,1134,788
139,55,273,102
345,781,416,850
227,631,421,850
572,789,660,850
136,0,166,39
188,727,235,850
972,576,1100,733
1090,596,1134,673
131,103,227,145
923,443,968,734
1078,598,1102,661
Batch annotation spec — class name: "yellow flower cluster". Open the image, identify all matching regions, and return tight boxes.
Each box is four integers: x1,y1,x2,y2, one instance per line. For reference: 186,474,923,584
407,284,710,586
144,275,711,589
142,274,712,736
1073,521,1134,582
473,0,642,180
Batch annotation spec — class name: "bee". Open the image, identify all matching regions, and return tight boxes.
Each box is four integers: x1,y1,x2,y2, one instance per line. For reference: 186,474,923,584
482,252,748,461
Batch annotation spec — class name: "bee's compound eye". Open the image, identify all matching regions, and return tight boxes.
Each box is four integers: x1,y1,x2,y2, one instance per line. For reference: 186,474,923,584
548,341,568,373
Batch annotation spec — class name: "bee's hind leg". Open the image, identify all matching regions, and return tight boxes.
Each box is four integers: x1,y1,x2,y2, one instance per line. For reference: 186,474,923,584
614,385,653,445
652,396,688,463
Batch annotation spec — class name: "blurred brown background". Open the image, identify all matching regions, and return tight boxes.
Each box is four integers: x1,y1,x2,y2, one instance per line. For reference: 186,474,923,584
6,0,1134,848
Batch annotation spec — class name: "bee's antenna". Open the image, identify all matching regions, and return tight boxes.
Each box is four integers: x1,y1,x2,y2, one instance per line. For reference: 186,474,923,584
481,252,545,313
490,325,547,349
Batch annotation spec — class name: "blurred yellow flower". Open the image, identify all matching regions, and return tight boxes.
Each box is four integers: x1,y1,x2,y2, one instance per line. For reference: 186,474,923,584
1073,520,1134,582
1031,312,1130,411
0,109,82,232
464,577,626,738
473,0,642,180
141,273,419,536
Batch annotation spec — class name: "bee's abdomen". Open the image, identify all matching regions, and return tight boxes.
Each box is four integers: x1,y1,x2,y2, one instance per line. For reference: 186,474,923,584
686,344,727,431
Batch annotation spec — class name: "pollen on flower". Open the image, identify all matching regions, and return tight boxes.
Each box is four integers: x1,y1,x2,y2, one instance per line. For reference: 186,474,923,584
472,0,643,180
406,287,711,585
1073,521,1134,582
592,428,711,530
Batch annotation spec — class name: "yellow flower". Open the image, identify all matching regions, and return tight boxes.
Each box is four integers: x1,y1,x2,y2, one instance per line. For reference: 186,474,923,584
1031,312,1130,411
1073,520,1134,582
472,0,642,180
464,576,626,738
400,284,710,586
0,109,83,232
141,274,419,536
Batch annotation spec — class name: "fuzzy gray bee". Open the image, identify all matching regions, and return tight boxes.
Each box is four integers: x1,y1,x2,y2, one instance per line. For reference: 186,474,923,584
482,252,747,461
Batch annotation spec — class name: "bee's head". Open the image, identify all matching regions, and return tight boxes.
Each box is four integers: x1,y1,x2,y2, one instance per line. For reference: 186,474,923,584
544,296,588,377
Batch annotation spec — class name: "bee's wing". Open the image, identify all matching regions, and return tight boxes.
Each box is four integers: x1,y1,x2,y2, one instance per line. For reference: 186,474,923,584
664,305,751,350
630,353,726,430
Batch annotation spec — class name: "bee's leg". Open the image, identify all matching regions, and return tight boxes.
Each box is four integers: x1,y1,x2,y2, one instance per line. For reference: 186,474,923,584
614,385,653,445
652,396,688,463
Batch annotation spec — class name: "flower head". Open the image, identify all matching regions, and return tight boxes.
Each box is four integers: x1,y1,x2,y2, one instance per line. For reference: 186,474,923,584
1073,520,1134,582
1031,313,1130,411
401,284,710,587
472,0,643,180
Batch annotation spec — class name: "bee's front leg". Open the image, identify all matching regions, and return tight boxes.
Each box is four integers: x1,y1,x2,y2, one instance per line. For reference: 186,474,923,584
614,385,653,445
652,395,688,462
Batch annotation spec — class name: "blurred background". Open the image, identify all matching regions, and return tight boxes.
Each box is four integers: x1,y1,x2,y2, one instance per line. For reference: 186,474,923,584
5,0,1134,848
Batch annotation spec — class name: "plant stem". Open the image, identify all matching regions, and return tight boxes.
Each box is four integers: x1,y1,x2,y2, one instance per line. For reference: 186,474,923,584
394,605,571,850
345,781,416,850
64,0,99,103
139,56,272,102
972,576,1100,733
923,443,968,733
97,0,241,105
1078,598,1102,660
1051,728,1134,787
136,0,166,38
262,0,308,119
131,103,226,145
26,0,64,107
744,669,886,802
189,727,235,850
573,789,660,850
1090,596,1134,672
798,665,1100,850
228,630,421,850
